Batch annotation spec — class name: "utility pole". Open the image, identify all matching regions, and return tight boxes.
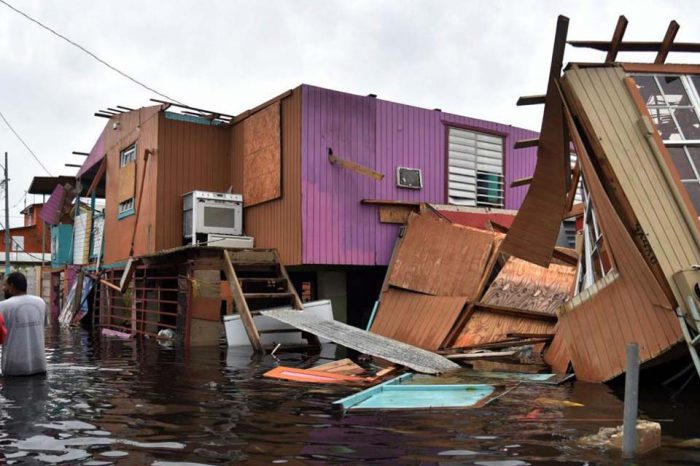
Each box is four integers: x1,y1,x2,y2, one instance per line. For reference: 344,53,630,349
4,152,10,275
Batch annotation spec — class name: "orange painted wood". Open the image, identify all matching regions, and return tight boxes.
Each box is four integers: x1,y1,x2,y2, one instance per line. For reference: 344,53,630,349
386,213,497,298
370,288,468,351
263,366,371,386
557,105,682,382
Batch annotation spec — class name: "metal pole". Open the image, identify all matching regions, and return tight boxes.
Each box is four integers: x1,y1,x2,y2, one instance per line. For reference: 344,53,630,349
622,342,640,458
4,152,10,275
42,193,46,265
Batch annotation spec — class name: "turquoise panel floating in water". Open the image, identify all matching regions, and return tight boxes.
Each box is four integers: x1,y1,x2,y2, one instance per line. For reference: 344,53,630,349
333,374,497,411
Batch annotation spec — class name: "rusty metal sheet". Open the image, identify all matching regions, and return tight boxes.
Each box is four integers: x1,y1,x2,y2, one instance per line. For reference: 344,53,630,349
557,106,682,383
260,309,460,374
387,213,497,298
370,288,468,351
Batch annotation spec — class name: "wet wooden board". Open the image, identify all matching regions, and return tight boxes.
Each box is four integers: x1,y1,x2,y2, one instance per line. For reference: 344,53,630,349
386,212,496,298
453,309,556,348
556,103,682,382
260,309,460,374
370,288,468,350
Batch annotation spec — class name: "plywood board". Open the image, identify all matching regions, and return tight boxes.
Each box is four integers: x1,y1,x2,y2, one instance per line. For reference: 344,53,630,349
370,288,468,350
242,102,281,207
379,205,414,224
556,103,682,382
480,258,576,314
117,161,136,203
260,309,460,374
387,213,496,298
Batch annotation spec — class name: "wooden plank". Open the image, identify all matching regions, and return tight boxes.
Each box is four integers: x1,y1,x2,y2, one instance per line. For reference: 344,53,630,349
605,15,629,63
510,177,533,188
621,63,700,74
441,337,552,354
513,138,539,149
361,199,421,207
655,20,680,64
564,160,581,212
117,161,136,203
517,95,546,106
473,302,559,322
500,15,570,267
86,158,107,198
263,366,371,386
261,308,461,374
446,351,517,360
563,202,584,219
568,39,700,52
313,358,365,376
222,250,263,353
471,360,549,373
379,205,414,224
328,150,384,181
274,249,304,311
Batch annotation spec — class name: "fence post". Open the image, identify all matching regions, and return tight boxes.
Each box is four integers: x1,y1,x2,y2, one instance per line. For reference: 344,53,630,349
622,342,640,458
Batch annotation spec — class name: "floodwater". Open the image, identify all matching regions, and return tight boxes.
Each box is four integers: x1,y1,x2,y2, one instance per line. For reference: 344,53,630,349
1,327,700,465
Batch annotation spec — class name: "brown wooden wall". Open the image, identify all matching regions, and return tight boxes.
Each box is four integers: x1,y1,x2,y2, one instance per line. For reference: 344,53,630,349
231,88,303,265
154,115,231,252
103,106,161,264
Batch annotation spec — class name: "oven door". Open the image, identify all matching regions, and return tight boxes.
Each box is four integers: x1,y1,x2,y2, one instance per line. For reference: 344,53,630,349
195,200,243,236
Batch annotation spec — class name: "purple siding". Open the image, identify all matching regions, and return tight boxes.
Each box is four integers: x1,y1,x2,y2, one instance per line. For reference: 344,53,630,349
301,84,538,266
77,125,107,177
39,184,67,225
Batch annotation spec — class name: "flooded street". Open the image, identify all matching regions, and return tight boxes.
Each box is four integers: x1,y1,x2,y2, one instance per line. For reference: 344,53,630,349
1,327,699,465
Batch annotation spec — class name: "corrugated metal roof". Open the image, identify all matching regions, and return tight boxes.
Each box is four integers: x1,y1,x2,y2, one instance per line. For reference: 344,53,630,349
77,125,107,177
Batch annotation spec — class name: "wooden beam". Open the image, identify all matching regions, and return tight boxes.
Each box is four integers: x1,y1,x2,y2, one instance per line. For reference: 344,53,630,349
517,95,546,106
510,177,533,188
441,337,553,354
85,157,106,198
222,250,263,352
361,199,421,207
65,163,82,168
72,151,90,156
116,105,134,111
328,149,384,181
622,63,700,74
472,302,558,322
94,113,112,119
605,15,629,63
655,20,680,64
568,39,700,53
514,138,539,149
564,158,581,212
563,202,584,219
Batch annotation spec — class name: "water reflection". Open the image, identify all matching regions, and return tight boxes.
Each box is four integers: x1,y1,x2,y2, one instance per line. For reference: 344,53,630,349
0,327,698,464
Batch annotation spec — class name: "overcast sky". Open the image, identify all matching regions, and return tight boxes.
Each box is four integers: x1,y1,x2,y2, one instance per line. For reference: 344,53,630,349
0,0,697,225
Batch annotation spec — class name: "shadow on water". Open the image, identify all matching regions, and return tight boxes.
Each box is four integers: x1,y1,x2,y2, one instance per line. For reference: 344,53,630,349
1,325,700,465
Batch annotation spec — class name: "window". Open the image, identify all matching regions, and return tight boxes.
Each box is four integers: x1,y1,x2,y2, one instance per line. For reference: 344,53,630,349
11,236,23,252
120,144,136,167
633,74,700,214
118,198,135,219
447,127,504,207
575,180,614,293
396,167,423,189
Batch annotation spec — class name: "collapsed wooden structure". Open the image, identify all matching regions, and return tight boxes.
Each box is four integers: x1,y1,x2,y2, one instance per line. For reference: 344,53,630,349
356,15,700,384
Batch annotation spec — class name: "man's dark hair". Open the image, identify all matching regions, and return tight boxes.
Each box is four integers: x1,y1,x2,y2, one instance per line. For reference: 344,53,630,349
6,272,27,293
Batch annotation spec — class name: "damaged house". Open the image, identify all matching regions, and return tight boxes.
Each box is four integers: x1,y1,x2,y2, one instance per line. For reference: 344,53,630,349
44,85,553,346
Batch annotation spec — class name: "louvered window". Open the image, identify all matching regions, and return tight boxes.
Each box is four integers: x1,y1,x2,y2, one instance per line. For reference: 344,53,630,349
447,127,504,207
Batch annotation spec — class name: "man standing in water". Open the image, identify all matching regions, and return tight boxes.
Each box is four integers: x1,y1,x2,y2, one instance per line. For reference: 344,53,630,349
0,272,47,376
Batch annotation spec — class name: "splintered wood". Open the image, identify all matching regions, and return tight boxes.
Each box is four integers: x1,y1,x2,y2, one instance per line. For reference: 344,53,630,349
452,258,575,348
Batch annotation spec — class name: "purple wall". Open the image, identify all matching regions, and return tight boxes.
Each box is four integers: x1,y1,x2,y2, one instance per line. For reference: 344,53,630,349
301,84,538,266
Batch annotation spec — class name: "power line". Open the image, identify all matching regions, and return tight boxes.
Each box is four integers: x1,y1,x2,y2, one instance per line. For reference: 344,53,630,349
0,110,53,176
0,0,183,104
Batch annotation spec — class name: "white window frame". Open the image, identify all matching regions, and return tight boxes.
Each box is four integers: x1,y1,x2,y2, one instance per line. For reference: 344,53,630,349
447,127,504,208
119,144,137,168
